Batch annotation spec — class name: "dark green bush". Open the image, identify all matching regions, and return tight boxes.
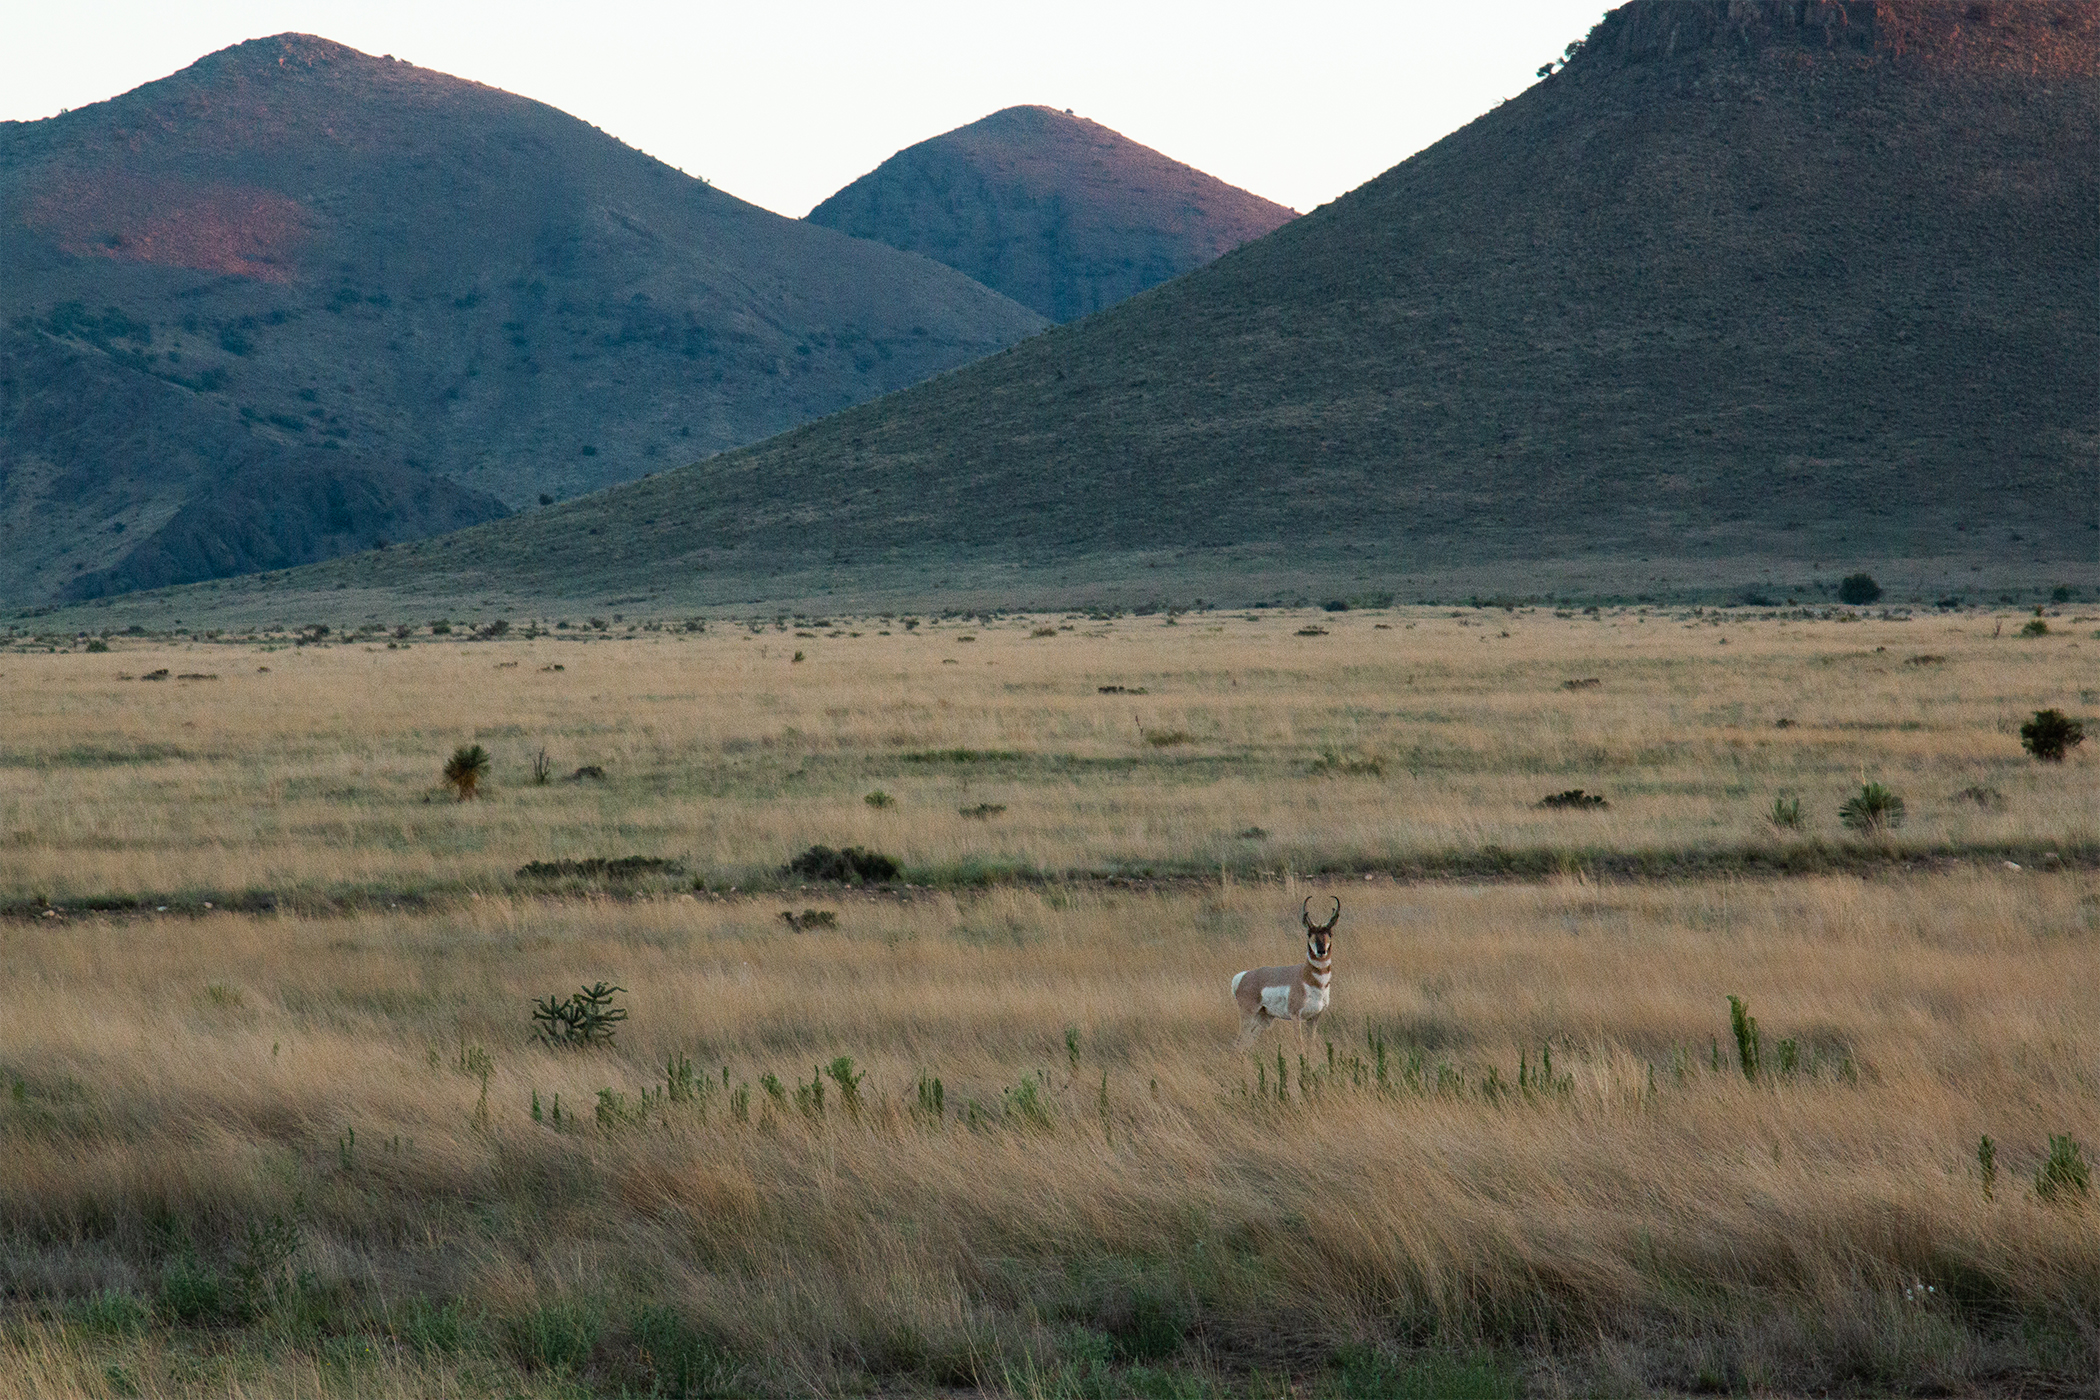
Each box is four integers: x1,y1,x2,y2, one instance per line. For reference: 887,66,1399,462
2020,709,2085,762
1838,572,1882,605
785,844,900,883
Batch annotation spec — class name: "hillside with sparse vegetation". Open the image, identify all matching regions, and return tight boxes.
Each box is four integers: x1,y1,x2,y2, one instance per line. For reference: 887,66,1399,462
0,35,1045,605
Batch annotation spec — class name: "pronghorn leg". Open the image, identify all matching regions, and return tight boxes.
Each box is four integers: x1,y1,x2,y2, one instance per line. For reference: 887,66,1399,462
1235,1009,1267,1048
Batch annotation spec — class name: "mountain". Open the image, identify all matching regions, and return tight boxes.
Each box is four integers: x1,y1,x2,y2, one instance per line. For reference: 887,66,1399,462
806,105,1297,323
0,35,1045,604
38,0,2099,626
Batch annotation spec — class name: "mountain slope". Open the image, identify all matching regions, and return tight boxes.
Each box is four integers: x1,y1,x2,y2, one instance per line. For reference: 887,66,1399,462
0,35,1045,604
0,325,512,601
807,105,1296,323
53,0,2100,623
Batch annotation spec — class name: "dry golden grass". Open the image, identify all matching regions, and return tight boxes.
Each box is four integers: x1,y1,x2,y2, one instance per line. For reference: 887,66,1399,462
2,606,2092,906
3,872,2099,1395
2,609,2096,1395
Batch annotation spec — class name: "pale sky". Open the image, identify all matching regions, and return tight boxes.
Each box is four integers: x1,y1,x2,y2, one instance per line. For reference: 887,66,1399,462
3,2,1612,218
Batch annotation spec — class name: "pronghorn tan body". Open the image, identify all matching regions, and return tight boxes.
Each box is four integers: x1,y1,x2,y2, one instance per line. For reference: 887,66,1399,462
1231,896,1338,1042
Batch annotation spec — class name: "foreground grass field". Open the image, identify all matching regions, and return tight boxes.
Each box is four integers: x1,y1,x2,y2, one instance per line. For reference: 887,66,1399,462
2,608,2095,1395
4,876,2098,1396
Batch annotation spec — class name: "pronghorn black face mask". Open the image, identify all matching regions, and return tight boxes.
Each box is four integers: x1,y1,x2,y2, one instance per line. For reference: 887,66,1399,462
1303,895,1340,960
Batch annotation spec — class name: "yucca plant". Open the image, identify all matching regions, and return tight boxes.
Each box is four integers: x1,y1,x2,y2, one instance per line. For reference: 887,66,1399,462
1838,782,1905,835
1768,796,1803,830
441,744,492,801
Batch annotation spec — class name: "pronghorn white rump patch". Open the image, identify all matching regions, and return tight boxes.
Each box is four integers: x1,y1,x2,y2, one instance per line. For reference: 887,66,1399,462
1231,970,1249,995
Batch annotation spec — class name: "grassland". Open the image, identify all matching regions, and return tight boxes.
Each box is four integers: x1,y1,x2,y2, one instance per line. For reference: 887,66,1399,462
2,605,2094,909
2,607,2096,1396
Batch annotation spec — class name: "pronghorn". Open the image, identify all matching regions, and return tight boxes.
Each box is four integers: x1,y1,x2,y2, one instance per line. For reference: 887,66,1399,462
1231,896,1339,1042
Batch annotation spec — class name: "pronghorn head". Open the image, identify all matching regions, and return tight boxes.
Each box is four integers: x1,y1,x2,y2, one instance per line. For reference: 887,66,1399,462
1301,895,1341,958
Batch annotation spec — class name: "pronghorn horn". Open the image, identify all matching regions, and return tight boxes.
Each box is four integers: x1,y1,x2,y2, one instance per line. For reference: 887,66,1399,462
1301,896,1314,928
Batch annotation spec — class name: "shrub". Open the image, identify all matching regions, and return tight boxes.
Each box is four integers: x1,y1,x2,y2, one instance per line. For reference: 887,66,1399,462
531,747,553,785
2021,615,2049,638
785,845,899,883
441,744,491,800
68,1290,149,1336
1838,782,1905,835
1837,572,1882,605
85,638,109,652
1768,796,1803,829
864,789,894,807
515,856,680,880
158,1256,225,1323
2035,1134,2090,1203
1538,789,1608,810
2020,709,2085,762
